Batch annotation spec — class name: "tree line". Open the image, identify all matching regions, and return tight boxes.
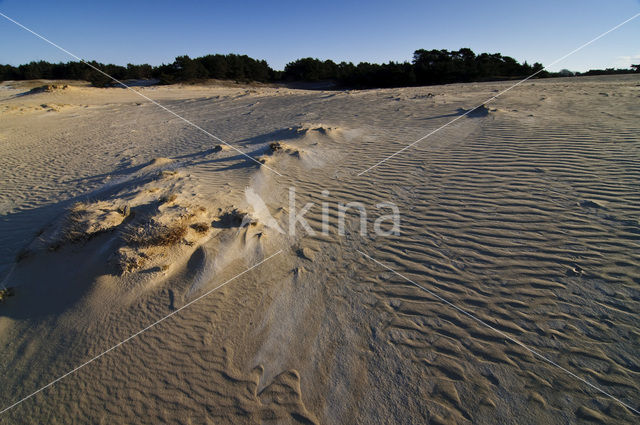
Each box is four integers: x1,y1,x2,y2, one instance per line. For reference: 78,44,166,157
0,54,274,87
283,49,546,88
1,49,638,89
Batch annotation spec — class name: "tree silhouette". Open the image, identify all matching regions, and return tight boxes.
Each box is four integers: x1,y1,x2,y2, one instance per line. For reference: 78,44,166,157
1,48,634,89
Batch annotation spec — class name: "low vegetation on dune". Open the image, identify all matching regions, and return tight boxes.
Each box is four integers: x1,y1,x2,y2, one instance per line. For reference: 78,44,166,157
122,221,189,248
38,185,259,275
0,287,15,302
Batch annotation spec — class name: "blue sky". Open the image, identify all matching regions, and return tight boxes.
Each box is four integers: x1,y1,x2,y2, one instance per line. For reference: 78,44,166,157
1,0,639,72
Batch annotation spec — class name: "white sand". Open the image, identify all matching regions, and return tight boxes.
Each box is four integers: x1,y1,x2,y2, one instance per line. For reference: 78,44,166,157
1,75,639,424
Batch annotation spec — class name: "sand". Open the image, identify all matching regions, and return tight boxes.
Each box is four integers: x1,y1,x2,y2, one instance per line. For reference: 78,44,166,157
0,75,639,424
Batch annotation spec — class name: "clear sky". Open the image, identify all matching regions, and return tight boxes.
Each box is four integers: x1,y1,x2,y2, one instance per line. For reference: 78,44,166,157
1,0,639,72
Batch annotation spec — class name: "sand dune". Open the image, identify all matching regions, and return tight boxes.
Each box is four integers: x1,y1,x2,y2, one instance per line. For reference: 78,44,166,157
0,75,639,424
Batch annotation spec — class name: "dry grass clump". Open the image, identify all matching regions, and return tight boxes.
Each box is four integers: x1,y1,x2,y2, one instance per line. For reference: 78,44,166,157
161,170,178,179
58,201,130,245
153,224,188,246
61,203,91,242
59,208,98,243
212,209,251,228
40,189,213,274
191,222,210,233
0,287,15,302
258,142,302,164
268,141,301,157
114,219,190,274
123,221,189,248
114,249,149,274
160,193,178,204
28,84,68,94
117,205,131,216
269,142,284,151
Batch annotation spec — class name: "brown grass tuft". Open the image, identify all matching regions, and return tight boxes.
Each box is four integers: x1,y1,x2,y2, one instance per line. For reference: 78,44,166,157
191,222,210,233
160,194,178,204
117,205,131,217
0,287,15,302
123,222,188,248
269,142,283,151
114,250,148,274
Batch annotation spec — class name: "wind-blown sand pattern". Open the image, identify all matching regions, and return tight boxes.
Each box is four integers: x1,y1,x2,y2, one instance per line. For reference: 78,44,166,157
0,75,639,424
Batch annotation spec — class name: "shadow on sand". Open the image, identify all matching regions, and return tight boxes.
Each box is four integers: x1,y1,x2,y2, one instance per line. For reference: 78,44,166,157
420,104,490,120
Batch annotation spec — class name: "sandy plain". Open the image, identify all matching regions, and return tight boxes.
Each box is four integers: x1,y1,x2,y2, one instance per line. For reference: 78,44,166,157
0,75,639,424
